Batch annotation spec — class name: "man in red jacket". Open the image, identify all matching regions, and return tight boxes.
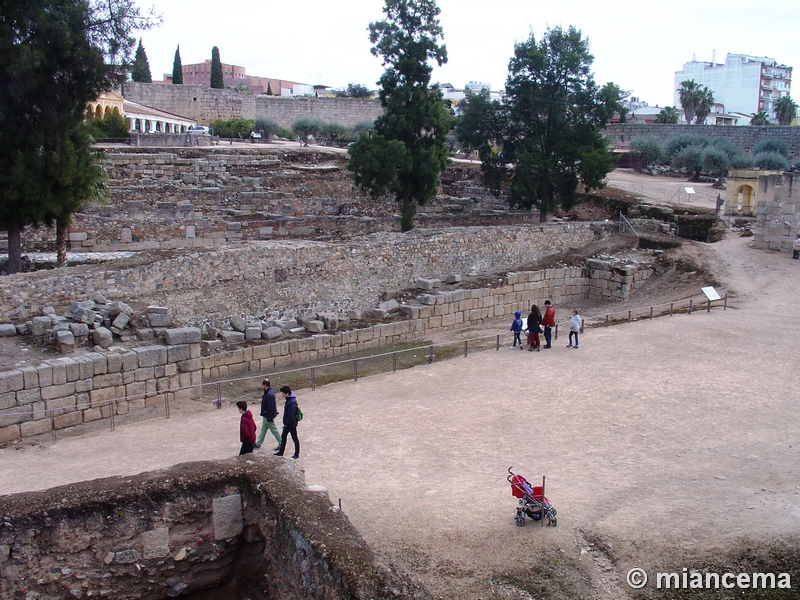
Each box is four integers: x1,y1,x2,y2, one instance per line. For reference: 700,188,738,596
236,400,257,455
541,300,556,349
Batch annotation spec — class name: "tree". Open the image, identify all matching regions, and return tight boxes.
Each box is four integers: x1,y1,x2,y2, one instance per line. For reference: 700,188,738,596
334,83,373,98
456,26,615,221
320,122,348,146
266,81,273,95
678,79,700,124
292,117,324,145
131,38,152,82
754,151,789,171
628,136,665,169
753,139,788,157
750,111,771,126
701,146,729,178
347,0,452,231
0,0,156,274
774,95,798,126
172,45,183,84
654,106,679,124
598,82,629,123
210,46,224,88
672,145,704,181
694,87,714,124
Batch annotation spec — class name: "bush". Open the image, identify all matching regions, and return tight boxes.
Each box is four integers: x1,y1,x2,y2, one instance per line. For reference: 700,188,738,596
277,127,295,140
320,122,348,146
292,117,324,145
87,110,129,139
672,145,704,179
752,139,788,157
253,117,280,136
753,151,789,171
701,147,729,176
665,134,709,159
730,154,754,169
211,117,254,138
628,135,665,166
353,120,375,135
711,138,739,159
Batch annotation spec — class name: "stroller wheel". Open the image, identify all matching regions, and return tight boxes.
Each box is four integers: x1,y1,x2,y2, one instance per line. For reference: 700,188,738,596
549,515,557,527
515,515,525,527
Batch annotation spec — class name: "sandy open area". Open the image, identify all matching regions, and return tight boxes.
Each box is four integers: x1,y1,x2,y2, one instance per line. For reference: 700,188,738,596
1,172,798,598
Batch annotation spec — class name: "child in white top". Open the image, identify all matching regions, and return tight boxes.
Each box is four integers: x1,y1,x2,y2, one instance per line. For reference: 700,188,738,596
567,309,581,348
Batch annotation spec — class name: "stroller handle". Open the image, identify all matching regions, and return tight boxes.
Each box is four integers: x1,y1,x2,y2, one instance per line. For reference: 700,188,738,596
507,466,515,483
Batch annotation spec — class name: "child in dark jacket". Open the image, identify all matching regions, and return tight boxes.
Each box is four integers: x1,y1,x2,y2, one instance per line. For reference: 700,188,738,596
509,310,524,349
236,400,257,455
274,385,300,460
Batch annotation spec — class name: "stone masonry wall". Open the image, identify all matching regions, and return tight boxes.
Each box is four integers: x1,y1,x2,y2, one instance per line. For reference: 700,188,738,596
0,224,612,324
0,336,202,444
122,82,385,128
0,460,426,600
753,171,800,252
606,123,800,159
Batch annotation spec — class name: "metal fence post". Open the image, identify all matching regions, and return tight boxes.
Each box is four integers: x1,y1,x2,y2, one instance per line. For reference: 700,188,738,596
311,367,316,391
392,352,397,372
724,293,728,311
464,340,468,357
554,324,558,340
670,302,673,316
650,306,654,320
628,310,632,323
605,314,609,327
496,335,500,351
353,359,358,382
707,298,711,313
688,299,693,315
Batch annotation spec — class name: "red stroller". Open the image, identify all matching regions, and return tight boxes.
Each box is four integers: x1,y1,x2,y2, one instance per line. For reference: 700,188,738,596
507,467,557,527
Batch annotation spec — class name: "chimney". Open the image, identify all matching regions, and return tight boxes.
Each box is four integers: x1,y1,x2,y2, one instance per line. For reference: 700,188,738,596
712,49,716,64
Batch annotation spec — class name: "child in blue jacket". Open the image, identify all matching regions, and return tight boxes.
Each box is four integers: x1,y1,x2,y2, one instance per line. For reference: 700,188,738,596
509,310,524,349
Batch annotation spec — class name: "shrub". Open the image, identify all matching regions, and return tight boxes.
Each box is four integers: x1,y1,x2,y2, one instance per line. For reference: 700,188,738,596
628,135,665,166
701,147,729,176
730,154,754,169
277,127,295,140
253,117,280,136
353,120,375,135
87,110,129,139
210,117,254,138
320,122,348,146
752,139,788,157
665,134,709,159
711,138,739,159
292,117,324,145
753,151,789,171
672,145,704,180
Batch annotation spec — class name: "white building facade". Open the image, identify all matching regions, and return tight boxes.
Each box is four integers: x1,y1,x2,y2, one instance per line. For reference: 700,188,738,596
674,53,792,120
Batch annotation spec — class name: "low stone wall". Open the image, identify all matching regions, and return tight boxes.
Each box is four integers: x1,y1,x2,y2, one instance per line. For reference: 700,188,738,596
0,335,202,444
0,224,610,324
200,261,653,380
0,459,428,599
752,172,800,252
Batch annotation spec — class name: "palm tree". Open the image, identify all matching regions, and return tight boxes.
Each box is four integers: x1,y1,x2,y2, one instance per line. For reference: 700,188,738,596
654,106,679,124
774,95,798,126
678,80,700,124
694,87,714,124
750,111,772,126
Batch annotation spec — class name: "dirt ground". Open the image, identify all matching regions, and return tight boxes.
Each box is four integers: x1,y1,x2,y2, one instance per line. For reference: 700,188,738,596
2,172,800,599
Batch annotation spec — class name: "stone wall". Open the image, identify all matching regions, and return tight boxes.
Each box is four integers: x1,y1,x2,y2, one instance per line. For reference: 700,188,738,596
0,223,612,324
199,261,653,381
122,82,385,128
606,123,800,158
0,335,202,444
753,171,800,252
0,460,428,599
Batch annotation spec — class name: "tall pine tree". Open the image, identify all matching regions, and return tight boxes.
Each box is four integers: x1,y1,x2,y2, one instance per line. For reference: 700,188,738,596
172,45,183,84
210,46,224,88
131,39,152,83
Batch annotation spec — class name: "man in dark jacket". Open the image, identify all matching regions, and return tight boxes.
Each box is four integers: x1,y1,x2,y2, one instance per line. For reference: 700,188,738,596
274,385,300,460
236,400,257,455
255,378,281,451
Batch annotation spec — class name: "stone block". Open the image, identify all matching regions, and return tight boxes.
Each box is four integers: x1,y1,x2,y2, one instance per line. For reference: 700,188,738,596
21,418,52,438
399,305,420,319
0,424,20,444
219,330,245,343
262,326,283,340
107,301,133,317
377,299,400,313
148,312,172,328
213,494,243,540
112,313,131,330
0,371,24,394
69,322,90,339
372,309,388,319
136,328,155,341
347,310,362,320
245,326,262,340
444,274,461,284
141,528,170,559
167,344,192,363
307,320,324,333
416,277,441,290
53,410,82,430
419,294,438,306
56,331,75,353
163,328,201,345
229,315,247,332
136,346,168,367
92,327,113,348
30,316,51,337
0,324,15,337
72,307,97,325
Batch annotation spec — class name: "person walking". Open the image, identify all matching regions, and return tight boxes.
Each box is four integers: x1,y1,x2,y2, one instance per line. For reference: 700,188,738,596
793,234,800,260
527,305,542,351
236,400,257,456
567,309,581,349
274,385,300,460
255,378,281,451
509,310,524,349
541,300,556,349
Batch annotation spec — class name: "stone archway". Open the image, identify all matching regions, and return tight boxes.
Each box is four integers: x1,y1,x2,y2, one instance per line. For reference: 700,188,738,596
737,184,755,213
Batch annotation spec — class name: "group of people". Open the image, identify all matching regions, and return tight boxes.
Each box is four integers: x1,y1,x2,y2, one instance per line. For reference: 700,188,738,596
510,300,582,350
236,378,300,459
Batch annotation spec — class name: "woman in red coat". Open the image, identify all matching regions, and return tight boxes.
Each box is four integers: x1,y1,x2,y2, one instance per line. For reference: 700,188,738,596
236,400,257,455
541,300,556,349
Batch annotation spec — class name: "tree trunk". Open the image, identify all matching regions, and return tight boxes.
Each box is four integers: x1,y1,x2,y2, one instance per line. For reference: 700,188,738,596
57,220,68,268
400,196,416,232
6,220,22,275
539,210,547,223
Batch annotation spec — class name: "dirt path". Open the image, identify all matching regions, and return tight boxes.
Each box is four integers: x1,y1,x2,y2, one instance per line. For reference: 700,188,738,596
606,169,723,212
2,231,799,598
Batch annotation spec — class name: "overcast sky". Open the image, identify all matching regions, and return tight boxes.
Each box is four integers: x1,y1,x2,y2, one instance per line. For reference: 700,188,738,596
135,0,800,108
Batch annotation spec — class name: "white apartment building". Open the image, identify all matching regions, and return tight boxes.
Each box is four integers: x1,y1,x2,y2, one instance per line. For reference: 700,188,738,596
674,53,792,120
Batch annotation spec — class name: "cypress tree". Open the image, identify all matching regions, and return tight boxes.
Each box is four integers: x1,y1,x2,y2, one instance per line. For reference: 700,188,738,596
210,46,224,89
266,81,272,95
172,45,183,84
131,39,152,83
